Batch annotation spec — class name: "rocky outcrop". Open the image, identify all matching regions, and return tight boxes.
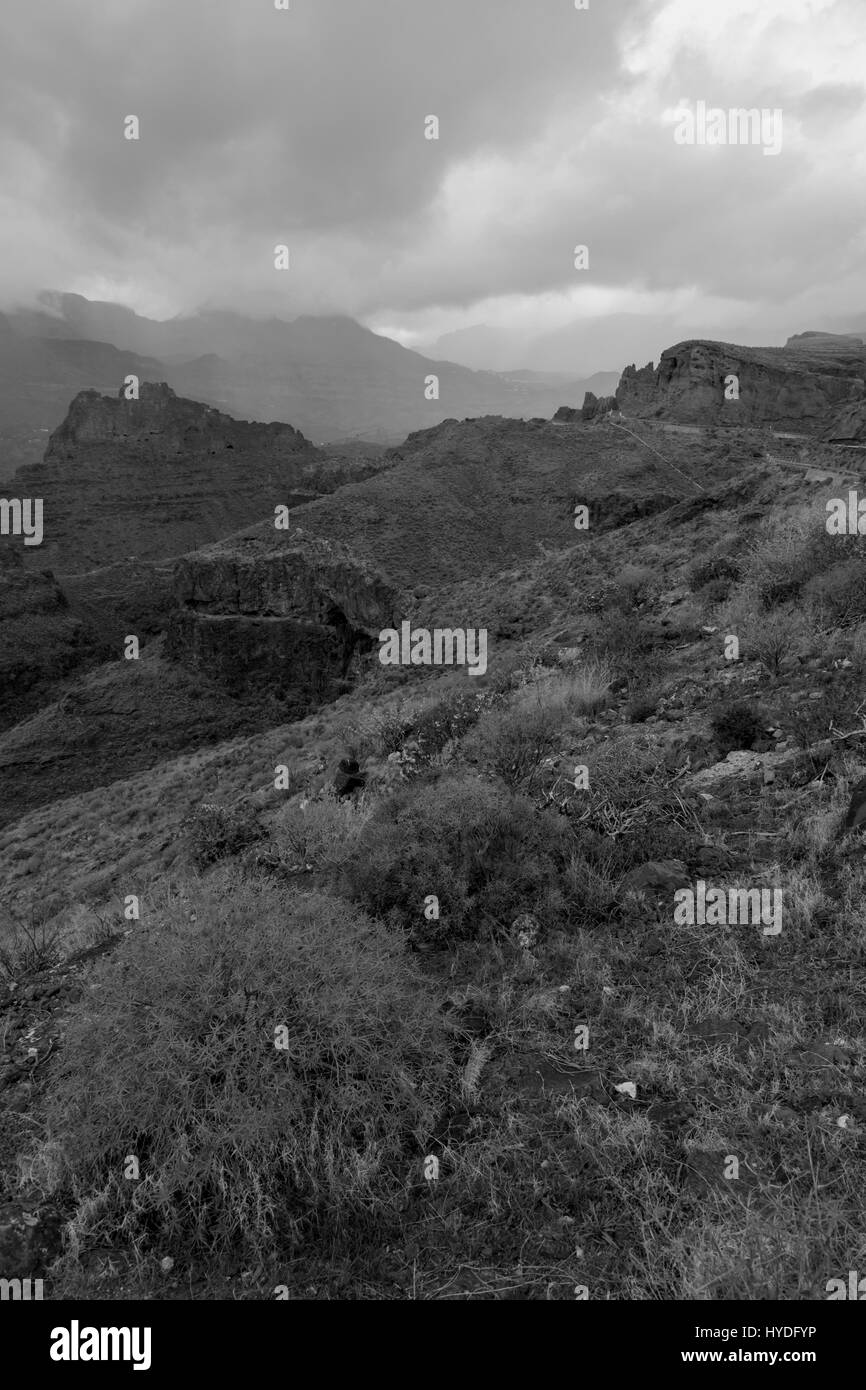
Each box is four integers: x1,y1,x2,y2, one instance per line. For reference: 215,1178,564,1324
11,383,332,574
43,381,315,462
554,394,618,423
0,547,92,729
167,530,396,699
616,337,866,432
581,391,619,421
823,398,866,443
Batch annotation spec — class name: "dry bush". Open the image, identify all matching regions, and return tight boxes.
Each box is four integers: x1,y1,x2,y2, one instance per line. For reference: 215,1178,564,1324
738,605,811,672
740,506,855,611
850,622,866,673
182,802,266,869
30,878,452,1264
341,772,573,942
270,797,373,870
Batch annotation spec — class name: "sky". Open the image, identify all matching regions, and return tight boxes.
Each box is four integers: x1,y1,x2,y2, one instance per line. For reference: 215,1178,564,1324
0,0,864,374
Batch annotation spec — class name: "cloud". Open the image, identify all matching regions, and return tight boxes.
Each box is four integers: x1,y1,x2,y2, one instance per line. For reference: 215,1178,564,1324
0,0,863,369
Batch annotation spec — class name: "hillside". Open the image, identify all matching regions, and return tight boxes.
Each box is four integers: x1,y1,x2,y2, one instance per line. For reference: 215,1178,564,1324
2,368,866,1305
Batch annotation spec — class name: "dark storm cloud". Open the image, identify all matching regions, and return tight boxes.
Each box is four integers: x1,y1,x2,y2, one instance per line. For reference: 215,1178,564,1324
0,0,863,365
0,0,635,295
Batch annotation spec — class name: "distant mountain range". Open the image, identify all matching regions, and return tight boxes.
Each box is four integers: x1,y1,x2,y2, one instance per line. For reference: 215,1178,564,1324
428,316,663,379
0,293,610,476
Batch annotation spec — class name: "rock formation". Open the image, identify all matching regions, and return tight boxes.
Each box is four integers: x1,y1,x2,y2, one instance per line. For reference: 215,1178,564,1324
10,383,332,574
822,397,866,443
616,336,866,432
0,545,90,728
167,530,396,700
580,391,619,421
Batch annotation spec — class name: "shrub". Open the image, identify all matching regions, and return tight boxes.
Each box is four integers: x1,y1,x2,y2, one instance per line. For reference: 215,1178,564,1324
626,691,659,723
701,575,736,604
612,564,655,607
370,701,419,755
183,802,266,869
30,881,452,1264
850,623,866,673
463,700,562,787
536,662,612,717
740,605,809,673
710,701,763,756
740,507,856,611
783,673,859,748
411,687,493,760
546,740,697,869
803,558,866,627
592,609,658,663
339,698,422,759
270,798,373,870
688,555,741,592
342,773,573,942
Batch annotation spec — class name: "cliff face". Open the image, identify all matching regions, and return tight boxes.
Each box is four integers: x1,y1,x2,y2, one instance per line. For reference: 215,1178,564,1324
823,398,866,443
12,382,328,574
166,531,396,699
43,380,317,461
616,338,866,431
0,546,92,728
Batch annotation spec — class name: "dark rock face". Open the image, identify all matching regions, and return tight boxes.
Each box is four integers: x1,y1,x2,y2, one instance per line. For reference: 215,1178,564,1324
43,381,314,462
166,609,355,703
616,337,866,431
172,532,396,634
0,546,91,729
167,530,395,702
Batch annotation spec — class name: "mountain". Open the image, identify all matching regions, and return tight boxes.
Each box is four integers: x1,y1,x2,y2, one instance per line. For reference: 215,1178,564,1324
12,382,327,575
429,313,666,381
0,384,394,738
0,311,167,479
616,335,866,432
3,294,596,446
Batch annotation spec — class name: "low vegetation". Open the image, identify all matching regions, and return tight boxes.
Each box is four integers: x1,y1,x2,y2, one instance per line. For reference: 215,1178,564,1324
2,441,866,1301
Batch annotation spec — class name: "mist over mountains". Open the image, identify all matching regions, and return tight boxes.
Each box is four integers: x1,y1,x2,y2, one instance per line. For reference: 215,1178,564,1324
0,292,610,475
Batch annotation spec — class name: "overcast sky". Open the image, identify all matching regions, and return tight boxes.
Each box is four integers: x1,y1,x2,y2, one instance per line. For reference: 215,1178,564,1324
0,0,864,373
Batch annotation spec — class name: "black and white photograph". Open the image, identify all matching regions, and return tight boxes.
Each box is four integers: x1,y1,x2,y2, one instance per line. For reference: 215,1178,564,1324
0,0,864,1352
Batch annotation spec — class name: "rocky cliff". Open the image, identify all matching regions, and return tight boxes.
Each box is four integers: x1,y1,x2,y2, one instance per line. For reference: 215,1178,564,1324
163,414,726,697
0,545,93,728
616,336,866,431
167,530,396,700
10,383,345,574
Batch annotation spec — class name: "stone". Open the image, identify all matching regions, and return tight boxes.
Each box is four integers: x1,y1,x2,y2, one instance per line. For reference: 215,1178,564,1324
334,759,366,799
511,913,540,948
619,859,691,897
